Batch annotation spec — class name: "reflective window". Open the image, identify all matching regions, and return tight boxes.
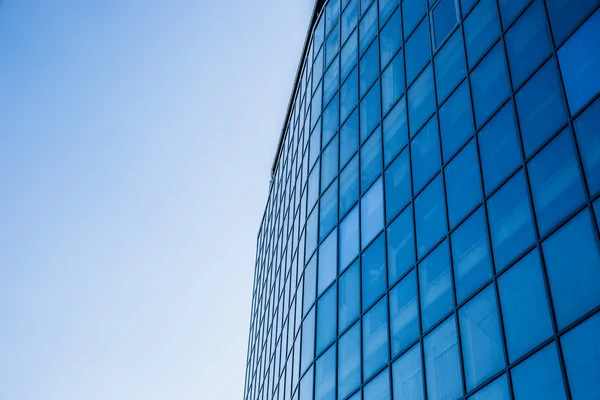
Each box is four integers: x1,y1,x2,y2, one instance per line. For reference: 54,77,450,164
383,96,408,166
326,0,340,32
595,199,600,229
432,0,458,48
342,0,359,44
304,256,317,315
300,365,314,400
464,0,501,68
341,68,358,124
388,205,415,286
380,9,402,68
434,28,467,103
340,109,359,168
341,30,359,79
477,101,522,195
561,313,600,400
405,17,431,85
498,249,553,362
324,56,340,103
424,316,463,400
392,344,424,400
306,206,320,260
451,208,493,303
363,296,390,379
445,141,482,227
340,205,360,270
310,129,321,168
439,80,474,162
339,156,359,217
460,0,477,15
361,127,383,193
382,50,405,115
419,240,453,331
361,178,384,248
471,43,510,128
321,136,339,191
408,66,435,137
516,58,568,156
317,283,337,354
543,208,600,329
546,0,600,44
385,148,411,222
339,260,360,332
390,270,419,357
497,0,529,27
320,180,338,240
487,170,535,271
459,285,505,391
468,374,510,400
574,98,600,195
338,323,361,400
359,4,378,53
362,234,387,311
402,0,427,37
314,52,325,94
315,344,336,400
360,81,382,143
364,368,391,400
415,176,447,259
411,115,440,194
326,25,340,68
323,97,339,148
360,39,380,97
301,308,316,372
314,13,326,52
528,129,585,235
318,229,338,295
379,0,398,24
511,343,567,400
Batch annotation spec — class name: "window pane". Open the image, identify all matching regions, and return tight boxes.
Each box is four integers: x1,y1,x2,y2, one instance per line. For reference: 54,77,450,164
410,115,441,193
392,344,424,400
324,56,340,103
302,307,316,372
382,50,405,115
390,270,419,357
574,98,600,195
477,101,522,195
359,3,378,53
379,0,398,24
498,0,529,27
340,156,359,217
340,205,359,270
468,375,510,400
511,343,567,400
460,0,477,15
471,43,510,128
408,66,436,137
419,240,453,332
380,9,402,68
424,316,463,400
326,0,341,31
310,130,321,171
304,256,317,315
320,180,338,240
340,108,359,168
516,58,568,156
451,208,493,303
439,80,475,162
360,81,382,143
315,344,336,400
434,28,467,103
309,161,321,212
498,249,553,362
360,39,380,97
561,313,600,400
459,285,505,391
339,260,360,332
321,135,339,191
528,128,586,235
415,176,447,259
464,0,501,68
487,170,535,271
338,323,361,399
364,368,391,400
445,141,483,227
314,49,325,91
342,0,358,44
363,296,390,379
385,148,411,222
300,365,314,400
361,127,383,193
383,96,408,166
318,229,338,295
402,0,428,37
387,204,415,286
342,31,359,79
362,234,387,311
317,283,337,355
405,16,431,85
323,96,339,147
542,208,600,329
361,178,384,248
326,24,341,67
546,0,600,44
433,0,458,48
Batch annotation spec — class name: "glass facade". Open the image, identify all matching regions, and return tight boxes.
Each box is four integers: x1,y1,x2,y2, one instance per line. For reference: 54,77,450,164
244,1,600,399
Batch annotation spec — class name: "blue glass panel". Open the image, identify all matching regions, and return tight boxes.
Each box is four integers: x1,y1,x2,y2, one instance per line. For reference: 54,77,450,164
379,0,398,24
410,115,440,193
341,68,358,124
528,129,586,235
324,56,340,103
460,0,477,15
498,249,553,362
361,127,383,194
318,229,338,295
326,23,341,67
341,30,359,79
340,205,360,270
439,80,474,162
360,4,378,53
339,156,359,217
546,0,600,44
432,0,458,48
402,0,428,37
383,96,408,166
304,254,318,314
511,343,567,400
543,208,600,329
300,365,314,400
424,316,463,400
464,0,501,68
361,178,384,248
574,98,600,195
471,43,511,128
363,297,390,379
306,205,320,260
317,283,337,354
340,109,359,168
314,49,325,90
301,308,316,372
451,208,493,303
360,39,380,97
415,176,447,259
320,180,338,240
382,50,405,115
459,285,505,391
388,205,415,285
561,313,600,400
380,9,402,68
477,101,522,195
312,82,323,129
445,140,482,227
364,368,391,400
362,234,387,311
468,375,510,400
360,81,382,143
390,270,419,357
505,0,553,88
516,58,568,156
315,13,326,52
595,199,600,229
342,0,359,43
487,170,535,271
392,344,424,400
434,28,467,103
338,323,361,399
315,344,336,400
339,260,360,332
322,97,339,147
385,148,411,222
419,240,453,331
310,128,321,168
498,0,529,27
405,16,431,85
326,0,341,32
321,136,339,192
408,66,435,136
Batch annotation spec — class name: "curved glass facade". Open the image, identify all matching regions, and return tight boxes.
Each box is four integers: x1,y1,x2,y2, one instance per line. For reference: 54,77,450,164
244,1,600,399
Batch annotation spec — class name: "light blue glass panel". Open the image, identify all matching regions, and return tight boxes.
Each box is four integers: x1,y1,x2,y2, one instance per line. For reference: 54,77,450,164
342,0,359,43
308,160,320,211
574,98,600,196
314,49,325,91
444,141,482,227
410,115,440,193
360,39,380,97
468,375,510,400
380,9,402,68
459,285,505,391
439,80,474,162
310,129,321,168
511,343,567,400
359,3,378,53
420,240,454,333
319,229,338,295
340,109,359,168
388,205,415,286
383,96,408,166
362,234,387,311
300,365,314,400
314,13,325,53
321,136,339,192
385,148,411,222
341,30,359,79
498,250,553,362
402,0,427,37
364,368,391,400
361,178,384,249
405,16,431,85
543,208,600,329
516,58,568,156
323,97,339,148
306,206,320,260
382,50,405,115
487,170,535,271
315,344,336,400
324,56,340,103
360,81,382,143
341,68,358,123
301,307,316,372
415,176,447,259
392,344,424,400
561,313,600,400
379,0,398,24
424,316,463,400
326,0,341,32
408,66,435,137
451,208,493,303
471,43,510,128
432,0,458,48
348,390,361,400
546,0,600,44
339,156,359,217
390,270,419,357
528,129,586,235
339,260,360,332
326,23,340,68
464,0,501,68
361,127,383,193
363,297,390,380
434,28,467,103
317,283,337,354
340,205,360,270
338,323,361,400
320,181,338,241
304,256,317,315
498,0,529,27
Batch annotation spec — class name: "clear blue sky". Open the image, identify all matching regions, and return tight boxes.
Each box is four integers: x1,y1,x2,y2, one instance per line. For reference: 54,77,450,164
0,1,313,399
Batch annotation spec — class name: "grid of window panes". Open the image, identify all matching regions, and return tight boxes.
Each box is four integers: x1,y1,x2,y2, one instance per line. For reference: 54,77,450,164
244,0,600,399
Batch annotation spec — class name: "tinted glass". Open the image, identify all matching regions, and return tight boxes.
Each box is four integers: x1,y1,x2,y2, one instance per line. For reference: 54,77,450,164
410,115,440,193
444,141,482,227
359,3,378,52
405,17,431,85
364,368,391,400
433,0,458,48
387,205,415,285
300,365,315,400
390,270,419,357
380,10,402,68
361,178,384,248
339,156,359,217
471,43,510,128
415,176,447,259
360,81,382,142
382,51,405,115
385,148,411,222
434,28,467,103
341,31,359,79
340,205,359,270
511,343,567,400
363,297,390,379
383,96,408,166
324,56,340,103
318,229,338,295
304,256,317,315
402,0,428,37
323,95,340,146
392,344,424,400
360,40,380,97
574,98,600,195
362,234,387,311
338,323,361,399
339,260,360,332
546,0,600,44
361,127,383,193
321,135,339,191
340,108,359,167
464,0,501,68
498,0,529,27
317,282,337,355
315,344,336,400
302,307,316,372
320,181,338,240
468,374,510,400
342,0,359,43
439,81,474,162
419,240,453,331
408,66,435,136
424,316,463,400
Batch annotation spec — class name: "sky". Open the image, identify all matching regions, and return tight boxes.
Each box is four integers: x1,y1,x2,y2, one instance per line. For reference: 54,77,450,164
0,1,314,399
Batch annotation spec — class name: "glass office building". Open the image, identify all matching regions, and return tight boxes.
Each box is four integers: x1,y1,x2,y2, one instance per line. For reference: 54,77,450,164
244,0,600,399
